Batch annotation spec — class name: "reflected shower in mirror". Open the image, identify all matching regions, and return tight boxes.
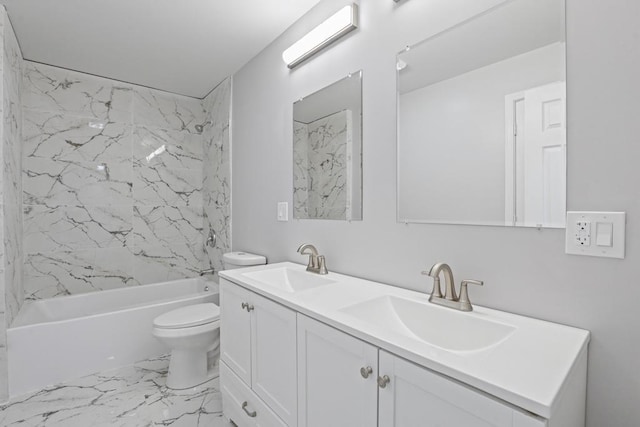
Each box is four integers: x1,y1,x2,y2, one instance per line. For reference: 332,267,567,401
293,71,363,220
397,0,566,228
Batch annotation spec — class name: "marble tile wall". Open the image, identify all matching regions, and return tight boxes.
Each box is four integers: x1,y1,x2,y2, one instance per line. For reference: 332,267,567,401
293,121,310,218
202,79,231,277
293,110,350,220
22,61,229,299
0,6,23,403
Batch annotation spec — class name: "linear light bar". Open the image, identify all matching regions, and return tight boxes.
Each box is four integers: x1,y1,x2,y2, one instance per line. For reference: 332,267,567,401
283,4,359,69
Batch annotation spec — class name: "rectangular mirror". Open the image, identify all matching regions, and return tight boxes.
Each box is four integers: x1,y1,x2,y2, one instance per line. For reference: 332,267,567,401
397,0,566,228
293,71,363,221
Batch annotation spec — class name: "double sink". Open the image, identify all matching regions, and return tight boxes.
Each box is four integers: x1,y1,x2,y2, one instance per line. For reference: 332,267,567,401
242,266,515,353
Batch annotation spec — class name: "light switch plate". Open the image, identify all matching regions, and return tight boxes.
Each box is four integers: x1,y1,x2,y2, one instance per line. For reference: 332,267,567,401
277,202,289,222
565,211,626,259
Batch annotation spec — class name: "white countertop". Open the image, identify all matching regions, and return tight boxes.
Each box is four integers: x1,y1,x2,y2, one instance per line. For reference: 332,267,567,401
219,262,589,419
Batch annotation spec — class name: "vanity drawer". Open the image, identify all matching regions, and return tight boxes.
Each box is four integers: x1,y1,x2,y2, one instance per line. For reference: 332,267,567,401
221,360,288,427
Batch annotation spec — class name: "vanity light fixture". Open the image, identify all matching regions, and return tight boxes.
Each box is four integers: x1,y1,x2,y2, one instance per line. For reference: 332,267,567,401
282,3,359,69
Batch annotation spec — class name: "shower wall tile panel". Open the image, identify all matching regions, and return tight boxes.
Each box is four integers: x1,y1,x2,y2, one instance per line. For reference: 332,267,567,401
202,78,231,275
23,204,132,254
132,243,204,286
23,62,132,122
23,112,132,163
133,88,206,134
24,248,135,300
293,111,349,220
23,156,133,206
22,62,220,297
0,7,23,404
293,121,309,218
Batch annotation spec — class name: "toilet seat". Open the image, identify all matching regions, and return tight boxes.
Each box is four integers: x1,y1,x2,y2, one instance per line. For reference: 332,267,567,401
153,303,220,329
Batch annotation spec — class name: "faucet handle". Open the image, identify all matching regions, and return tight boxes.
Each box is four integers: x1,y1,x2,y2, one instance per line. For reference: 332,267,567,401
458,279,483,311
422,270,442,298
317,255,328,275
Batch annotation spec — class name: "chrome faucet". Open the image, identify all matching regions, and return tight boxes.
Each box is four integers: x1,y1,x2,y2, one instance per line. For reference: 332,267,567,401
297,243,328,275
422,263,483,312
199,268,216,276
205,229,216,248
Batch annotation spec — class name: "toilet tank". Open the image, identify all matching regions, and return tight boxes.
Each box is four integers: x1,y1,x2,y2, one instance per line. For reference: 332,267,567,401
223,252,267,270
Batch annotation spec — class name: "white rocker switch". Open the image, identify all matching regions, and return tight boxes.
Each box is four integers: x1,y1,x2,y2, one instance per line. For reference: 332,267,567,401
596,222,613,247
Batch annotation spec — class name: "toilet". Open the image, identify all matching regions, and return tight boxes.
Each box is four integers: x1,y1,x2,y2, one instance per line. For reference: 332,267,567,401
152,251,266,389
223,251,267,271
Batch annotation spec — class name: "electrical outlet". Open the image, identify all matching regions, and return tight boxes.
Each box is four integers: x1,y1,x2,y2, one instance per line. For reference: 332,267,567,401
575,221,591,246
566,212,625,259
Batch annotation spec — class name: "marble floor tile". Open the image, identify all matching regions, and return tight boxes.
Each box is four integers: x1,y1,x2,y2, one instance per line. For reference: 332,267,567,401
0,356,229,426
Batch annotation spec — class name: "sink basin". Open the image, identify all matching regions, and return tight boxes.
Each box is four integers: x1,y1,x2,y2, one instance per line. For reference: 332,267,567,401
242,267,337,293
339,296,516,352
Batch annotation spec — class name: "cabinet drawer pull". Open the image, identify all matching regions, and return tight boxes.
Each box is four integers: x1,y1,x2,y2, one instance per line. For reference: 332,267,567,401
377,375,391,388
360,366,373,379
241,302,255,312
241,401,257,418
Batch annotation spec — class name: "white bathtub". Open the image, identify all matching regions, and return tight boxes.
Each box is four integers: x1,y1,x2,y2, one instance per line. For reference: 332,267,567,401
7,278,218,397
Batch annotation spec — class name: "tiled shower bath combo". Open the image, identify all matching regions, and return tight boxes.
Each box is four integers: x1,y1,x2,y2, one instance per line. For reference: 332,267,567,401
0,6,231,424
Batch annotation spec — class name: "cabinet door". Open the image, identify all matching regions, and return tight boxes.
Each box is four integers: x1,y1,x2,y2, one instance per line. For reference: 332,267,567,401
220,279,252,385
378,351,546,427
297,315,378,427
251,292,297,427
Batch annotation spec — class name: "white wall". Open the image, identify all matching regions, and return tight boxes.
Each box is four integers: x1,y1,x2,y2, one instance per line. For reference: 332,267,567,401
399,43,565,224
231,1,640,425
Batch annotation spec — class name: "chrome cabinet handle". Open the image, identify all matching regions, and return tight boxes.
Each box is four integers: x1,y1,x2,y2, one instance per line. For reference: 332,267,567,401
377,375,391,388
246,304,254,312
241,401,257,418
241,302,255,312
360,366,373,379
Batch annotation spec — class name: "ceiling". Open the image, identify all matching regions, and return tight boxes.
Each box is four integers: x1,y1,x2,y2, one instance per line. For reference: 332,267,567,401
0,0,322,98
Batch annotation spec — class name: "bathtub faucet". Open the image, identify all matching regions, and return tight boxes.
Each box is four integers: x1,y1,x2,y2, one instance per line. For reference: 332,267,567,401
199,268,216,276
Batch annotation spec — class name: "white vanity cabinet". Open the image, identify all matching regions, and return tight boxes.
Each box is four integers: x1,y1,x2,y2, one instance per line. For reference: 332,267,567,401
297,314,379,427
220,263,588,427
298,315,546,427
378,350,546,427
220,279,297,427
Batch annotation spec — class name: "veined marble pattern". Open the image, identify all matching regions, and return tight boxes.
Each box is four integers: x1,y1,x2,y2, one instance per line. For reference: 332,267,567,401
24,204,132,254
20,62,231,300
133,165,201,207
23,62,132,122
202,79,231,273
2,5,24,325
133,88,206,135
132,126,203,206
134,126,203,169
133,205,202,249
293,121,309,218
133,243,204,286
24,248,135,300
0,355,228,427
23,157,133,206
1,6,24,403
293,111,349,220
202,78,231,130
23,111,132,163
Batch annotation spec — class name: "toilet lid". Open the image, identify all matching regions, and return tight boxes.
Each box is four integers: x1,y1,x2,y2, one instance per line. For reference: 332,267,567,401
153,303,220,329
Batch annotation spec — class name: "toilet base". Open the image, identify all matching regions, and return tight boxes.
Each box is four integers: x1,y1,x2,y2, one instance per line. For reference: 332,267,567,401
166,348,217,390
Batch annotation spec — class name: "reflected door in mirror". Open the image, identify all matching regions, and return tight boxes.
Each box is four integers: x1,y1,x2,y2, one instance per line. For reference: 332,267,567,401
397,0,566,228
